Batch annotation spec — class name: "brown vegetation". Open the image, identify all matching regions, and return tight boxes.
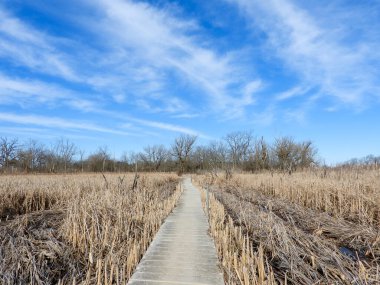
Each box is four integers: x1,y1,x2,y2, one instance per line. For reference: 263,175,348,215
194,168,380,284
0,173,180,284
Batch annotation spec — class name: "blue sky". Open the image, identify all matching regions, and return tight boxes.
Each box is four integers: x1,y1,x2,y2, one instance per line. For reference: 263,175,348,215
0,0,379,164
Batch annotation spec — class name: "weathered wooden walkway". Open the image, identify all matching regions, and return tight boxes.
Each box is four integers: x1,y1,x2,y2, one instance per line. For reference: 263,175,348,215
128,177,224,285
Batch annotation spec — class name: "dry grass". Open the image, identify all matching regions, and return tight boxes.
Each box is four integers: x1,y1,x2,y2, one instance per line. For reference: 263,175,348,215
197,185,276,285
0,173,180,284
194,169,380,284
229,169,380,226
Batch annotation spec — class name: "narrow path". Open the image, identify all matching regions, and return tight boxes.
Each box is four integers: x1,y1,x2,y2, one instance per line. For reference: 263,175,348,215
128,177,224,285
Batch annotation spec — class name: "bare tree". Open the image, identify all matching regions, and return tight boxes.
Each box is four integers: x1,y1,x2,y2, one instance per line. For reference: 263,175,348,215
248,137,269,172
206,141,228,173
140,145,168,171
97,146,110,172
224,131,253,170
120,151,136,171
0,137,18,171
55,138,77,173
87,147,111,172
44,149,58,173
298,141,318,169
273,137,317,172
273,136,296,172
172,134,197,174
17,140,46,172
192,146,208,171
78,149,86,172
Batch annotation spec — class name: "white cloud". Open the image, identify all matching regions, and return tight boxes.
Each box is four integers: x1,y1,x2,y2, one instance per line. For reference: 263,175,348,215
325,106,338,113
0,74,67,103
275,86,310,101
241,80,261,105
0,112,135,136
0,126,97,140
252,104,276,126
229,0,380,108
171,113,200,119
0,1,264,119
83,0,261,117
0,8,77,81
0,74,97,110
135,96,189,114
112,94,126,104
131,118,208,138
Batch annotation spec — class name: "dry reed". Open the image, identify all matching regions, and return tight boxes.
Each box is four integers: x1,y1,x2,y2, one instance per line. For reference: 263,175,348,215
194,168,380,284
0,173,180,284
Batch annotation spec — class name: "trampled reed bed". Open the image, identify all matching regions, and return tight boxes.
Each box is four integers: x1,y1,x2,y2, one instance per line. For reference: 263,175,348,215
0,173,180,284
194,169,380,284
227,170,380,226
197,184,276,285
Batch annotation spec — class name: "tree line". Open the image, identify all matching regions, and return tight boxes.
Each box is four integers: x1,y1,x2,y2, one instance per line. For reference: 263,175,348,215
0,132,320,174
337,155,380,170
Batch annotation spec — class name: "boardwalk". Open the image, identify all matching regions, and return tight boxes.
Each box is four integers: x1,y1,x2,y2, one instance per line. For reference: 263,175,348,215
128,177,224,285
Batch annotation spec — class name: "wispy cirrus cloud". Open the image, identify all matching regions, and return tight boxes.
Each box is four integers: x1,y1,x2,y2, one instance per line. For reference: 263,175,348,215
0,0,262,123
0,126,98,141
0,74,98,111
0,112,136,136
130,118,207,138
229,0,380,110
0,2,213,137
0,8,77,81
80,0,261,117
275,85,311,102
